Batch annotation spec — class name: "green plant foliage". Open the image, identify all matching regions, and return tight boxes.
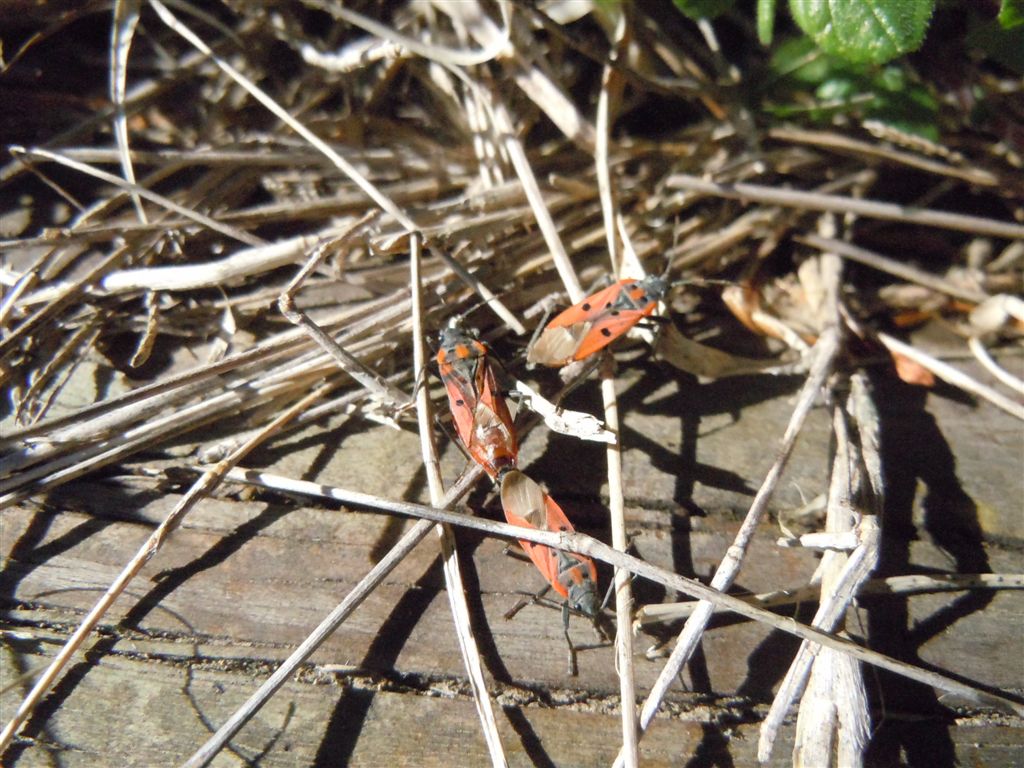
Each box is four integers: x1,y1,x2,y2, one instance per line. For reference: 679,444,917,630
671,0,735,21
789,0,936,65
758,0,778,45
999,0,1024,29
766,36,939,139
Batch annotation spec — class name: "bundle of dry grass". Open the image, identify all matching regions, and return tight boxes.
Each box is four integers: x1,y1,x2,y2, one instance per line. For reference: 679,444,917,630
1,2,1022,766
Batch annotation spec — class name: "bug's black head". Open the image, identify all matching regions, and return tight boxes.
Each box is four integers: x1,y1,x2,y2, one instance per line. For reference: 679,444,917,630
569,579,600,618
438,316,479,350
641,274,669,302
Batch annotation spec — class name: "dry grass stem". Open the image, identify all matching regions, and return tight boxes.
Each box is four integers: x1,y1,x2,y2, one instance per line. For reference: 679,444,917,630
602,356,639,768
111,0,146,224
595,23,639,766
798,233,989,303
968,336,1024,395
768,126,1000,187
666,174,1024,239
634,573,1024,626
878,332,1024,419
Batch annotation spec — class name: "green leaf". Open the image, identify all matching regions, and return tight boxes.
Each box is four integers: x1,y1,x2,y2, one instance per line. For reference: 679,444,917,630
789,0,936,65
671,0,735,21
764,36,939,139
758,0,778,45
768,36,832,82
999,0,1024,29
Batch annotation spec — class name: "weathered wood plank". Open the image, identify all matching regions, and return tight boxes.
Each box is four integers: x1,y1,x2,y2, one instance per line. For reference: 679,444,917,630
3,357,1022,765
3,645,1021,768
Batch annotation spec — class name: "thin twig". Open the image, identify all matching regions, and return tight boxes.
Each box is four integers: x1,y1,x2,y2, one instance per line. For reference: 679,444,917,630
634,572,1024,626
798,233,989,304
666,174,1024,240
878,332,1024,420
100,232,326,293
968,337,1024,396
111,0,147,223
595,23,639,765
491,96,584,304
601,355,639,768
768,126,999,187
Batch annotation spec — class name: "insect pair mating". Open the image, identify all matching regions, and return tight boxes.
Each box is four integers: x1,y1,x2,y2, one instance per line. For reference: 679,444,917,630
434,276,667,670
435,319,599,660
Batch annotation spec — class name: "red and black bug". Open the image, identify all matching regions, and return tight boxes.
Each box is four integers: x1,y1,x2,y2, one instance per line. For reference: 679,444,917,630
527,275,668,367
435,319,518,479
499,470,599,619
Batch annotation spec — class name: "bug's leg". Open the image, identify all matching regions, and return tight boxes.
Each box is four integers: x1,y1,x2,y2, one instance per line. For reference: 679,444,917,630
498,370,524,404
636,316,671,330
433,412,494,492
503,583,551,620
278,228,411,413
413,357,433,399
599,577,616,612
500,544,533,563
591,581,618,644
562,600,579,677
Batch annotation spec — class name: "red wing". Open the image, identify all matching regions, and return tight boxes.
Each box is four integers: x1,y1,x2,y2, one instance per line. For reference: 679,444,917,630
570,309,649,361
439,362,479,448
500,471,568,596
461,359,517,477
546,281,630,327
537,493,599,591
498,471,601,600
522,540,568,598
466,403,518,477
530,279,663,365
478,360,516,441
